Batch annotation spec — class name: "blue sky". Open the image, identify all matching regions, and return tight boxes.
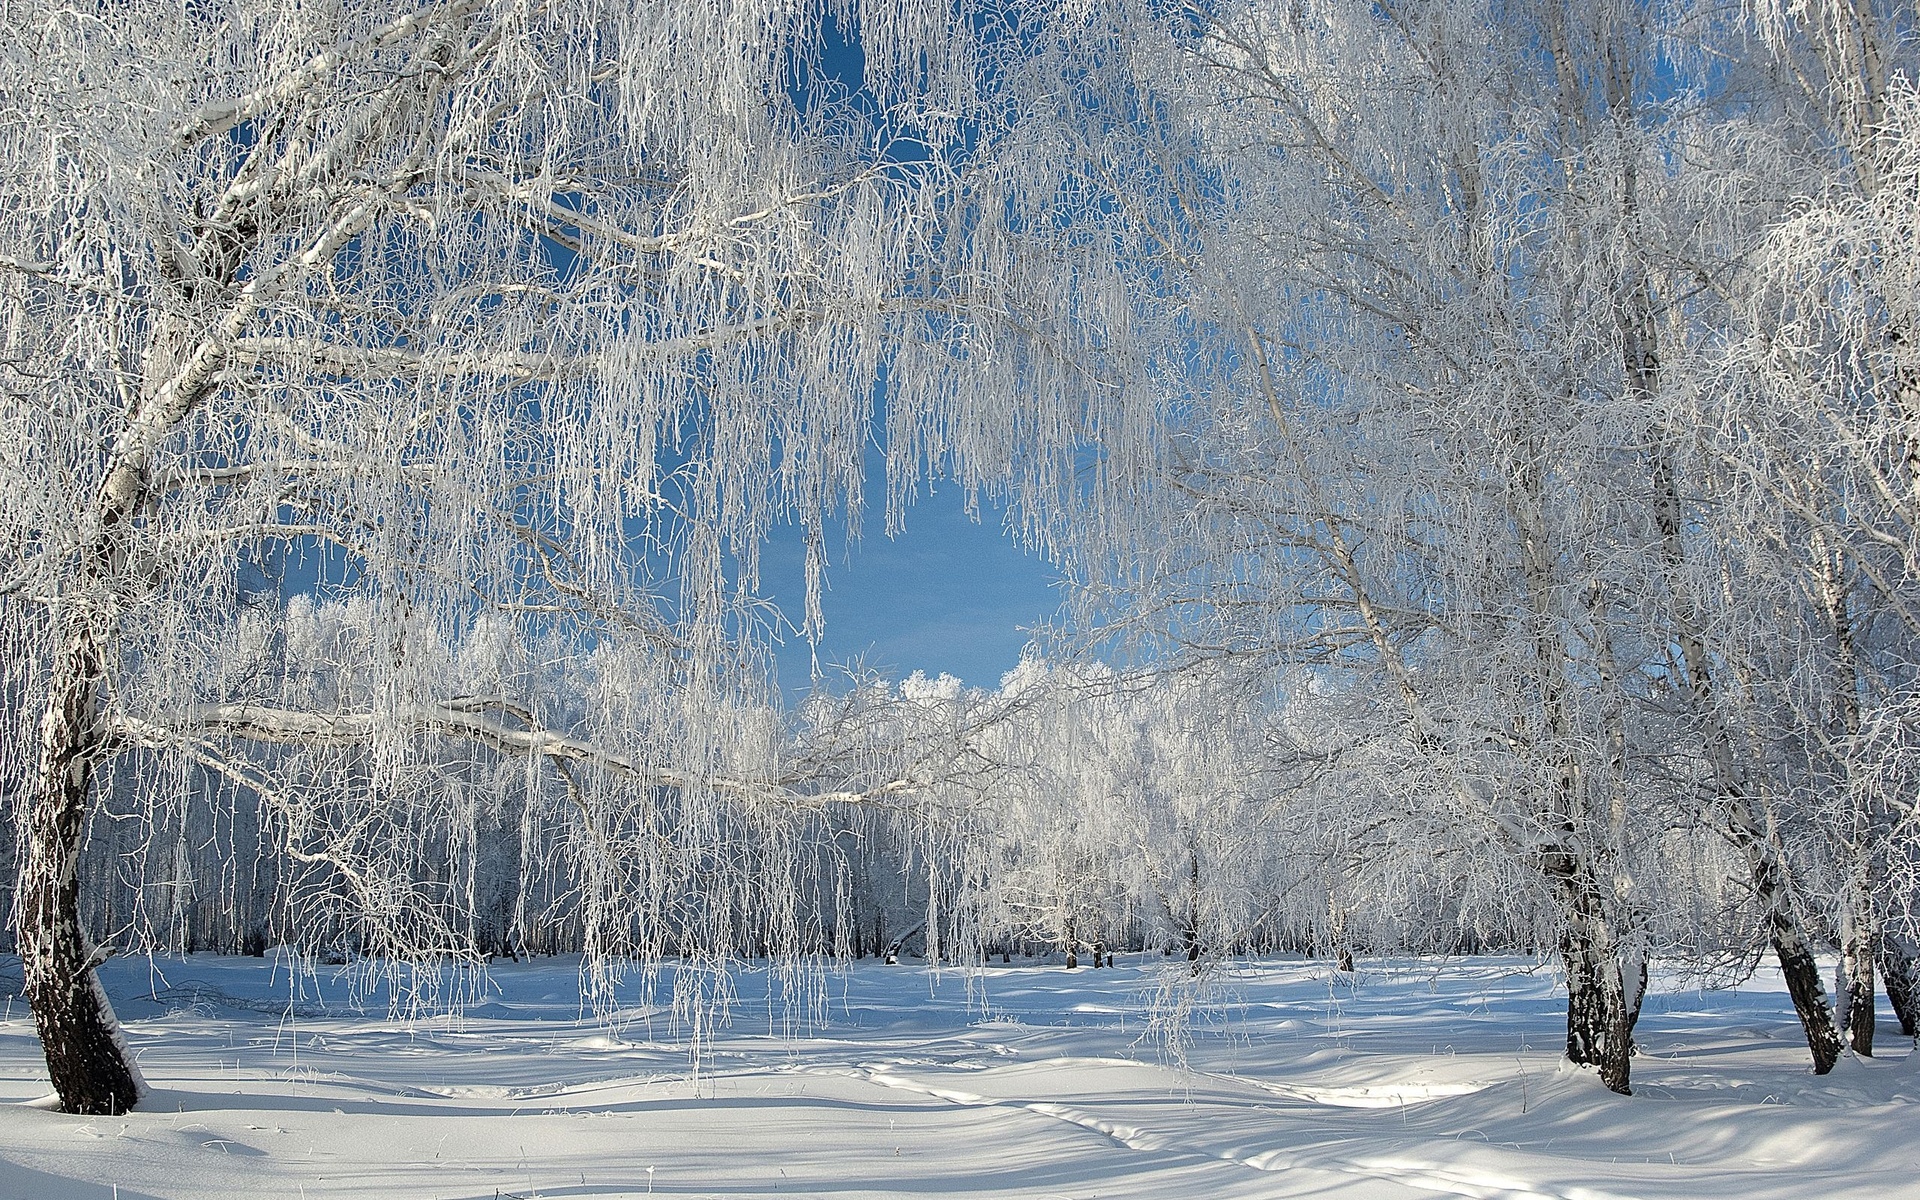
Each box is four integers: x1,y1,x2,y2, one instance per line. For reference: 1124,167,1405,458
750,18,1068,699
246,14,1061,708
759,483,1063,699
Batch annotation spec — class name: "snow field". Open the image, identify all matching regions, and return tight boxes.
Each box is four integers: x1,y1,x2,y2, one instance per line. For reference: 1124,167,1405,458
0,955,1916,1199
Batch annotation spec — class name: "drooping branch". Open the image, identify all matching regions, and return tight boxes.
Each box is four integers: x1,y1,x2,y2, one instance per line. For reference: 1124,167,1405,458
115,700,922,810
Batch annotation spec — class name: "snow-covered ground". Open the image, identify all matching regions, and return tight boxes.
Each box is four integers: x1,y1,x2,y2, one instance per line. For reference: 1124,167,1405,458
0,953,1915,1199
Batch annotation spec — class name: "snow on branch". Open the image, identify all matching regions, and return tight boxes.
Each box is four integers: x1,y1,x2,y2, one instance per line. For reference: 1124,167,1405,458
115,699,921,811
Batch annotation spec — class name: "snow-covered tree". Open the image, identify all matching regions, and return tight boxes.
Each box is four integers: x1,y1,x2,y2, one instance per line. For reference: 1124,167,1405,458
0,0,1100,1114
14,0,1920,1118
1708,0,1920,1057
967,0,1920,1091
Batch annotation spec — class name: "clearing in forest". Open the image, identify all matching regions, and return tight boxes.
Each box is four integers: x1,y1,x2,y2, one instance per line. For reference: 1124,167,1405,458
0,955,1913,1199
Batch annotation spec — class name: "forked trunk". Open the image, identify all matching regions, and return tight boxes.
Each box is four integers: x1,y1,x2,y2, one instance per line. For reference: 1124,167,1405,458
1556,864,1633,1095
1562,962,1630,1094
17,624,145,1115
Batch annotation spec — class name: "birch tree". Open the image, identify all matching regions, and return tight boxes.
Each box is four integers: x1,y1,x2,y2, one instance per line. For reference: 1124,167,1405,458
973,0,1887,1091
0,0,1078,1115
1710,0,1920,1057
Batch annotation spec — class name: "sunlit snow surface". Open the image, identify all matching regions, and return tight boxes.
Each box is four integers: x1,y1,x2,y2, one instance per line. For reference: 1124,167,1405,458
1,955,1917,1198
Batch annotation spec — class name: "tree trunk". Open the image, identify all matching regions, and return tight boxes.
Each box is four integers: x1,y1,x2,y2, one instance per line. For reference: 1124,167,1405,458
1841,882,1877,1056
18,623,145,1115
1329,886,1354,973
1625,948,1649,1038
1879,935,1919,1037
1753,840,1843,1073
1813,520,1874,1058
1182,847,1202,975
1773,923,1842,1073
1553,856,1633,1095
1710,799,1843,1072
1641,429,1847,1073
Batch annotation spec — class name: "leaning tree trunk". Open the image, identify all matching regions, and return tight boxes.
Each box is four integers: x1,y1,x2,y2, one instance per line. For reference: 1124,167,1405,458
1643,436,1846,1072
1624,948,1649,1038
1747,835,1843,1074
1879,935,1919,1037
17,621,145,1115
15,248,212,1117
1770,911,1843,1074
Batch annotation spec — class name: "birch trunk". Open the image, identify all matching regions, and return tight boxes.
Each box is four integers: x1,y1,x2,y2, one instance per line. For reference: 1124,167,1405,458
1747,824,1845,1073
1816,525,1875,1056
1328,887,1354,973
1548,848,1633,1094
1841,882,1878,1055
17,302,201,1113
1879,935,1919,1036
18,619,146,1114
1649,448,1843,1072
